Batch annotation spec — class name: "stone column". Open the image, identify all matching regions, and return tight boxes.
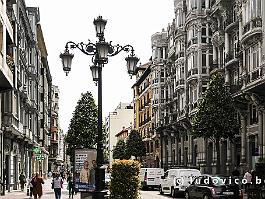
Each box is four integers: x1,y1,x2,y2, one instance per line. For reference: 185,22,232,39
167,133,172,167
188,133,193,166
175,136,179,165
213,46,217,63
181,132,184,165
263,110,265,159
240,112,247,165
258,108,263,158
225,33,229,54
162,134,166,168
206,0,209,9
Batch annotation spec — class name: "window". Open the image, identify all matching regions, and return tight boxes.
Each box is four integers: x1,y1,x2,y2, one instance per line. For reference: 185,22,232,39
202,51,207,67
244,0,262,24
190,85,198,103
188,53,198,72
245,44,260,72
252,44,259,69
249,104,258,125
202,0,206,8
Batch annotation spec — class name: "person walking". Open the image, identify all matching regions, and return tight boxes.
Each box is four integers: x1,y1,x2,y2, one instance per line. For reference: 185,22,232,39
19,172,26,191
32,173,44,199
243,170,252,193
27,174,35,199
52,173,63,199
67,173,74,199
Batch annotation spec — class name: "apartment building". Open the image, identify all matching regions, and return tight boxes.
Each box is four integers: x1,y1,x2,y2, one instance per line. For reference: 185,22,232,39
132,62,160,167
0,0,54,193
146,0,265,175
105,102,134,165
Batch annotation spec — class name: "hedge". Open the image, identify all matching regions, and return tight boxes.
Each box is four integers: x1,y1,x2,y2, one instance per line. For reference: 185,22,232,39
109,160,141,199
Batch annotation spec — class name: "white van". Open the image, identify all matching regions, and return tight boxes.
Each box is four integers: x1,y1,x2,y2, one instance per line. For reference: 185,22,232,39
159,168,201,197
139,168,164,190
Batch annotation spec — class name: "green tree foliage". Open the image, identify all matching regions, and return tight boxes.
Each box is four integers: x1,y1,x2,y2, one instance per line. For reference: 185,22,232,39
192,73,240,174
110,160,141,199
65,91,98,162
126,130,146,159
113,140,129,160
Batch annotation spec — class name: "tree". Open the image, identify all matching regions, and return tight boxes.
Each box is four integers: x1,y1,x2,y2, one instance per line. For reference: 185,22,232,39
192,73,240,174
113,140,129,160
126,130,146,160
65,91,98,163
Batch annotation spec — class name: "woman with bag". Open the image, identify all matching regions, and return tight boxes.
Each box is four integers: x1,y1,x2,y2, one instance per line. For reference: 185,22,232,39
52,173,63,199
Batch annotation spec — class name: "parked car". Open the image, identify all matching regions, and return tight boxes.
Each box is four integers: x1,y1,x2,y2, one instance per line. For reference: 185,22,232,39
184,175,243,199
139,168,164,190
159,168,201,197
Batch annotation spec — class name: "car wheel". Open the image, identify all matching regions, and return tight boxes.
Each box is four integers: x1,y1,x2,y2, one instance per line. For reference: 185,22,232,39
185,191,190,199
159,186,164,195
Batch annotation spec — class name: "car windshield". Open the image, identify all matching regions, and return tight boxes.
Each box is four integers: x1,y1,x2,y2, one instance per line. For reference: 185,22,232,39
211,177,226,186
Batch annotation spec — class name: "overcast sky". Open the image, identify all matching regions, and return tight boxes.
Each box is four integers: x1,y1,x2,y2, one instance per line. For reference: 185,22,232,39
25,0,174,133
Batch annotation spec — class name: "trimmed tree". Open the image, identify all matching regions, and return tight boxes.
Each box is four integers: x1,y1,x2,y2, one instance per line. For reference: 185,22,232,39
126,130,146,160
110,160,141,199
113,140,129,160
65,91,98,163
192,73,240,174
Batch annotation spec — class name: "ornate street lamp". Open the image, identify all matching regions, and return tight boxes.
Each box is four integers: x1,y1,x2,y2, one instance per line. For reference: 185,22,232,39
60,16,139,199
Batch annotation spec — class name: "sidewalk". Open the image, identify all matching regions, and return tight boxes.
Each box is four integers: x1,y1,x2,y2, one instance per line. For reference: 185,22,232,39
0,178,80,199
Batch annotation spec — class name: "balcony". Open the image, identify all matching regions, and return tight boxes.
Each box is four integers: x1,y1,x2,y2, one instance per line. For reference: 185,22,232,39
51,126,58,133
20,85,27,99
50,137,59,144
225,51,238,68
224,17,238,33
176,51,184,61
0,51,13,91
187,38,198,48
187,68,198,80
242,17,262,44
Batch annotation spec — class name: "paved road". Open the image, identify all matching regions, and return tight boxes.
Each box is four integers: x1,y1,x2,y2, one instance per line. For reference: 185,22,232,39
140,189,184,199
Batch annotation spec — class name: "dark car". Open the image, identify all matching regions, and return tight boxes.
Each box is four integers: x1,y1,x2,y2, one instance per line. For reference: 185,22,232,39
185,175,243,199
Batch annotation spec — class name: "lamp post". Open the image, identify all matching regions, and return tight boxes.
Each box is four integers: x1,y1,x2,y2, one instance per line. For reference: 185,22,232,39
60,16,139,199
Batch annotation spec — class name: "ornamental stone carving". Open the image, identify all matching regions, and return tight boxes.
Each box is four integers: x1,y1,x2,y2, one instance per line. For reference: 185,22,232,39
212,30,225,47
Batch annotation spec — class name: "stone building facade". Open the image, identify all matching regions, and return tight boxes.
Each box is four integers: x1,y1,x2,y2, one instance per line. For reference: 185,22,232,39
150,0,265,175
0,0,56,193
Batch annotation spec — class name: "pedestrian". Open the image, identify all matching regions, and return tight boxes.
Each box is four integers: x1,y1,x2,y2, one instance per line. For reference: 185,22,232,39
19,172,26,191
67,173,74,199
243,170,252,193
32,173,44,199
52,173,63,199
27,174,35,198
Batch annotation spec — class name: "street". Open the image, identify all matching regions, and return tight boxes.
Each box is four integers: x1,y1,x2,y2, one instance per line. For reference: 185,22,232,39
1,179,248,199
140,190,184,199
